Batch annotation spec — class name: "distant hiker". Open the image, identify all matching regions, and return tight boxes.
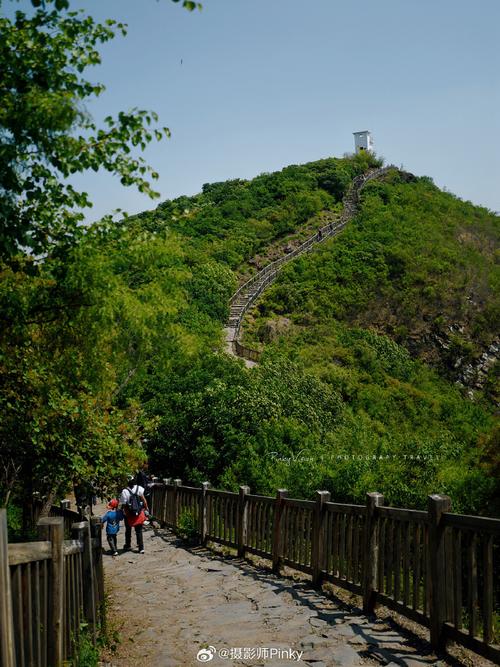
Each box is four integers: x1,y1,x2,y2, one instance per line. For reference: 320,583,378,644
89,479,98,511
74,481,95,516
101,499,124,556
120,477,149,554
136,468,152,506
74,482,86,514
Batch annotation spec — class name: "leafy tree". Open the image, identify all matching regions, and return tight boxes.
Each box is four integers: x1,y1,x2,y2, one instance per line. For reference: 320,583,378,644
1,0,496,525
189,260,236,321
0,0,200,514
0,0,200,258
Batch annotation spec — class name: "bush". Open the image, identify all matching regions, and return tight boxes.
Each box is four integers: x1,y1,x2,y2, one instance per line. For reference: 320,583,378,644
72,624,99,667
177,508,199,542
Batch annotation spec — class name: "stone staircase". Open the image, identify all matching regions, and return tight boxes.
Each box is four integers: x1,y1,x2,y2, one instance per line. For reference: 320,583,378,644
225,166,394,362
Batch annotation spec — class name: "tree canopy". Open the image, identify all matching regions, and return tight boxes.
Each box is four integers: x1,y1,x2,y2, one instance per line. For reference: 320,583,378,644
0,0,201,518
1,0,498,529
0,0,201,258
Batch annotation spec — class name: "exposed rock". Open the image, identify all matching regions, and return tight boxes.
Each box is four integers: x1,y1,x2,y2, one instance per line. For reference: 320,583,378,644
331,644,363,666
299,634,329,649
456,339,499,392
258,317,292,342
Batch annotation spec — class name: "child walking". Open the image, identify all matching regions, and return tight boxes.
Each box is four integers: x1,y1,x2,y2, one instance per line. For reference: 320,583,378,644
101,499,124,556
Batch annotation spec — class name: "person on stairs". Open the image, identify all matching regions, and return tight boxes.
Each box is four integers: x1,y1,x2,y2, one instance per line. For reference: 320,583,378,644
120,476,149,554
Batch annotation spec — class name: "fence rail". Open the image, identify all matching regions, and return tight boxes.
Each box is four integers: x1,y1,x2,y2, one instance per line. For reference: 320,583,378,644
150,479,500,663
0,505,105,667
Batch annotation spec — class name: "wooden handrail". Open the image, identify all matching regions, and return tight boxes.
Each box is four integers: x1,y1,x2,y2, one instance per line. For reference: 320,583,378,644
8,541,52,566
1,504,104,667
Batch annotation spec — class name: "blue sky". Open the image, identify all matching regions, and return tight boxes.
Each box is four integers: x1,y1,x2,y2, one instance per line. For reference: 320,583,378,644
14,0,500,219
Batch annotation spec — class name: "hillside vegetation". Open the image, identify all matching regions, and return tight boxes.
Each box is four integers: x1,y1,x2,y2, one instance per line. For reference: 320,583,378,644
125,157,499,516
3,152,498,526
243,171,498,391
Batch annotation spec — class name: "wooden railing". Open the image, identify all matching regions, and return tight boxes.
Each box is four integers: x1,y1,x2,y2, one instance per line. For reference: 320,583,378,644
0,507,105,667
150,479,500,663
30,499,85,539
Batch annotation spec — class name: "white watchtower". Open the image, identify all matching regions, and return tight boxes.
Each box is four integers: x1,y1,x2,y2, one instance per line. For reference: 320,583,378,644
353,130,374,153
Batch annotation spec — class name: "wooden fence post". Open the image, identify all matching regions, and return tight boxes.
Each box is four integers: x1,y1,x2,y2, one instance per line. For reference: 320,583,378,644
428,494,452,649
38,516,65,666
0,509,15,667
161,479,170,524
60,499,70,511
200,482,211,545
173,479,182,527
71,521,86,539
272,489,288,574
312,491,331,588
237,486,250,557
164,479,173,524
148,478,158,519
81,519,97,643
148,481,156,517
91,516,105,631
363,492,384,613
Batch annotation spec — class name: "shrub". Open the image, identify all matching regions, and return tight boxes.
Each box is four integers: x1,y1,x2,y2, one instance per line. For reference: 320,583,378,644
177,508,199,542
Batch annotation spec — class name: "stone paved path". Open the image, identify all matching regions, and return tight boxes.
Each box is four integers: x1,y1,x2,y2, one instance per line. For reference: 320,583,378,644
100,519,484,667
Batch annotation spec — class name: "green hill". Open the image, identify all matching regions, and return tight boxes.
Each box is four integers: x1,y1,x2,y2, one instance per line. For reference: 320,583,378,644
242,169,499,396
121,155,499,515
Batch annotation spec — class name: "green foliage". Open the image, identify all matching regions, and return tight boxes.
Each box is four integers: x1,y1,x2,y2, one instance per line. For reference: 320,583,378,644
171,0,202,10
145,353,341,491
0,26,496,525
73,623,99,667
247,173,499,385
0,253,142,504
129,154,381,270
0,0,200,257
0,219,225,506
177,508,199,542
0,0,203,509
6,503,22,536
189,261,236,321
109,158,497,516
231,173,498,512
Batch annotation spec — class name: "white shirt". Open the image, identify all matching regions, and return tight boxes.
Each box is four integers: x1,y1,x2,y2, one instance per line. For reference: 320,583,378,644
119,485,145,505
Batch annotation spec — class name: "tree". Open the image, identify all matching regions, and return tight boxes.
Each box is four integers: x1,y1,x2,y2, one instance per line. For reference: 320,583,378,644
0,0,199,258
0,0,201,516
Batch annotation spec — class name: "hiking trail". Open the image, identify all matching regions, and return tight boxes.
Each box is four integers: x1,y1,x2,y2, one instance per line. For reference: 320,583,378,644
224,167,392,366
101,514,477,667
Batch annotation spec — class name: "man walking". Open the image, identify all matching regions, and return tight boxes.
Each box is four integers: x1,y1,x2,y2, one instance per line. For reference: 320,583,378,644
120,476,149,553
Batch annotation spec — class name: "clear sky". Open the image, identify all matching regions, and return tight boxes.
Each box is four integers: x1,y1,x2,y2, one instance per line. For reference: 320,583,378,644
15,0,500,219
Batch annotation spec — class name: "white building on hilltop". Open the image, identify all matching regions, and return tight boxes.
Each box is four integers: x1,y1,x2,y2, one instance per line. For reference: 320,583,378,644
353,130,374,153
